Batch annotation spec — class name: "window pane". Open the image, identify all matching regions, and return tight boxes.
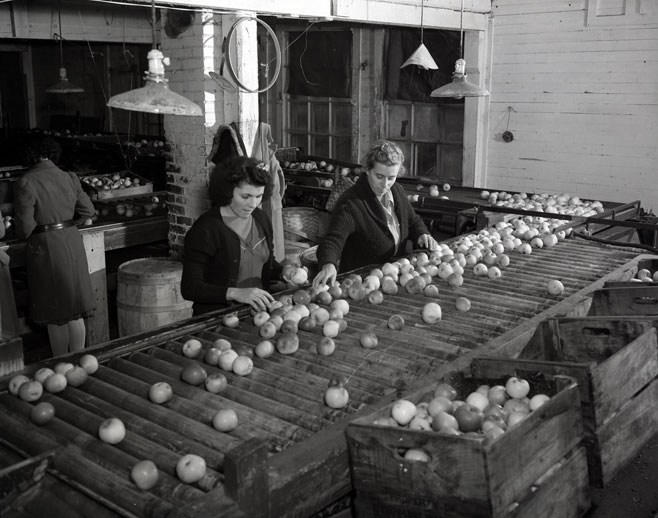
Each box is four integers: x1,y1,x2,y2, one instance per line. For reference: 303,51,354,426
290,101,308,131
290,133,308,154
417,143,438,179
439,144,463,185
312,135,330,157
312,103,329,134
414,105,440,141
442,106,464,142
333,137,352,162
333,103,352,134
387,104,412,139
387,139,412,175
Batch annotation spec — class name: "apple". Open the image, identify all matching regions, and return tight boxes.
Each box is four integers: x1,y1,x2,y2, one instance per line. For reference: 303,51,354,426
327,284,343,299
323,320,340,338
507,411,528,428
422,303,442,324
360,330,378,349
476,384,490,396
529,394,551,411
431,411,459,432
546,279,565,295
317,337,336,356
9,374,31,396
181,338,203,358
455,297,471,312
428,396,453,417
292,289,311,305
434,383,457,401
54,362,75,376
404,448,430,462
30,401,56,425
380,276,399,295
203,347,222,366
253,311,270,327
232,356,253,376
505,376,531,399
222,312,240,328
205,373,228,394
277,333,300,355
387,314,405,330
336,318,348,332
34,368,55,385
212,409,239,432
408,416,432,431
453,404,484,432
483,413,507,431
503,398,530,415
298,316,316,332
483,403,507,421
367,290,384,305
79,354,99,375
311,307,330,325
180,362,208,385
44,373,67,393
316,290,333,306
487,385,507,406
488,266,502,279
391,399,416,426
98,417,126,444
447,273,464,288
131,459,159,490
330,299,349,316
149,382,173,404
213,338,232,351
218,350,239,371
465,391,489,412
283,310,302,325
18,381,43,402
255,340,275,358
280,319,299,334
65,366,88,387
291,267,309,286
324,385,349,409
176,454,206,484
259,321,277,339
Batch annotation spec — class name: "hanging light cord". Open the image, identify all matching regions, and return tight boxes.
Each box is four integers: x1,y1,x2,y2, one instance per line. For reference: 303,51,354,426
459,0,464,59
57,0,64,67
149,0,157,50
420,0,424,43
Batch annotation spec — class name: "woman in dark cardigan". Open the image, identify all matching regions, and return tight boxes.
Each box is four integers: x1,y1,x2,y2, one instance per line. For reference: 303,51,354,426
181,156,284,315
313,140,439,287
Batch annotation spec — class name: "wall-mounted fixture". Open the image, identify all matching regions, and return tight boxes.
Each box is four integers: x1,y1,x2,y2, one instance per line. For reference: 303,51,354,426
106,0,202,116
401,0,438,70
430,0,489,99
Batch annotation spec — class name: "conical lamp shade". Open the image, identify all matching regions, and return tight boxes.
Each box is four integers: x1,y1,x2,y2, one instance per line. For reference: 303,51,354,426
401,43,439,70
46,67,84,94
107,49,202,116
431,59,489,99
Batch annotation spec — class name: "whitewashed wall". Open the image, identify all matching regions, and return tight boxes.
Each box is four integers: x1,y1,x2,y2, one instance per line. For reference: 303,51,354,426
486,0,658,212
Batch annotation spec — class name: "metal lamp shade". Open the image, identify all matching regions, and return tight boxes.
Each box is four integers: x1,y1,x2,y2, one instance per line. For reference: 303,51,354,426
431,59,489,99
46,67,84,94
107,79,202,116
400,43,439,70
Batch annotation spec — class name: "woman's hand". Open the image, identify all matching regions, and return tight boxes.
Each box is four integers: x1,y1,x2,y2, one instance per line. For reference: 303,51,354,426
227,287,275,312
417,233,439,251
313,263,338,288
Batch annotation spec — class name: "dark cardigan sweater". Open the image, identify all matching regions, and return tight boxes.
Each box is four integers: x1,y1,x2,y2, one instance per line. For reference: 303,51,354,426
317,174,429,273
181,207,282,315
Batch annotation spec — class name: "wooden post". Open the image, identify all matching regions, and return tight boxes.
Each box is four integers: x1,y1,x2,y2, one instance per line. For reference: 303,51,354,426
1,245,23,376
82,231,109,346
224,438,269,517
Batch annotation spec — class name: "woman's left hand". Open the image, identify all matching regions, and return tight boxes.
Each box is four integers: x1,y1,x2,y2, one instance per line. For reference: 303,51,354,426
417,233,439,251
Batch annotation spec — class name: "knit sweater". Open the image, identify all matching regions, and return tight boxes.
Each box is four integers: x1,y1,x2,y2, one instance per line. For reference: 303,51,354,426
181,207,283,315
317,174,429,273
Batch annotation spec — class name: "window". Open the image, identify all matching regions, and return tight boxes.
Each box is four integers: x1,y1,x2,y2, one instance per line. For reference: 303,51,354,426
385,101,464,184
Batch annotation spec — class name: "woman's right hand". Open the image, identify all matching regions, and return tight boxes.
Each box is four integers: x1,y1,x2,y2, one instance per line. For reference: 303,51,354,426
312,263,337,288
227,287,275,312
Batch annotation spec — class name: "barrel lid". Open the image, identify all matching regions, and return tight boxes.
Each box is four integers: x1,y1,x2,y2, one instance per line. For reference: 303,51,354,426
118,257,183,280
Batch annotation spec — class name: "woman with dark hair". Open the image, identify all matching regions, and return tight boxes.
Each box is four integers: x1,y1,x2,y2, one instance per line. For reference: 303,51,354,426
313,139,439,287
13,134,96,356
181,156,284,314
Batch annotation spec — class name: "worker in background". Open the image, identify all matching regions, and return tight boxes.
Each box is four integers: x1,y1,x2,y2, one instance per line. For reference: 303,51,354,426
181,156,290,315
13,135,96,356
313,139,439,287
252,122,286,262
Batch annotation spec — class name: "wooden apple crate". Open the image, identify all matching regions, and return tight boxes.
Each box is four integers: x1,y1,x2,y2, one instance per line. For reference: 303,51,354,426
346,357,589,518
80,171,153,201
588,284,658,316
517,317,658,487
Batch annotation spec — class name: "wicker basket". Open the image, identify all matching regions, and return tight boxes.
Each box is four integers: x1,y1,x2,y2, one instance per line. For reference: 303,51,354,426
282,207,321,243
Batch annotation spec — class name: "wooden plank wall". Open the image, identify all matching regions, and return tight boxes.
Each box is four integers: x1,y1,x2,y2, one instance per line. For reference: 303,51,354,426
485,0,658,212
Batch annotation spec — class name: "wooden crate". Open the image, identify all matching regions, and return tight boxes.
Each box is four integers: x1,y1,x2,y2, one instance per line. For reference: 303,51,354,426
346,357,588,518
518,318,658,486
588,284,658,316
80,171,153,200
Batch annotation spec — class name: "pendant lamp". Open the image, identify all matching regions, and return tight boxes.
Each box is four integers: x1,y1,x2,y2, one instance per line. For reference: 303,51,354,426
46,0,84,94
430,0,489,99
401,0,438,70
107,0,202,116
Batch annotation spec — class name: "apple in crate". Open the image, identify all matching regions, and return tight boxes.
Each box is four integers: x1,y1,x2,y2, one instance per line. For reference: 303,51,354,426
131,459,159,490
505,376,531,399
454,403,484,432
176,454,206,484
98,417,126,444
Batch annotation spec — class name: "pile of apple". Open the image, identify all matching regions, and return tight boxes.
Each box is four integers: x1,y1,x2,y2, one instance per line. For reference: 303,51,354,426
635,267,658,282
282,159,359,179
374,375,551,460
82,173,146,192
410,182,452,202
126,138,167,156
480,190,605,217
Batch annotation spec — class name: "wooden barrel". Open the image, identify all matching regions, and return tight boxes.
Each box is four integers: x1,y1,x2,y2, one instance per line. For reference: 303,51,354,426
116,258,193,337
